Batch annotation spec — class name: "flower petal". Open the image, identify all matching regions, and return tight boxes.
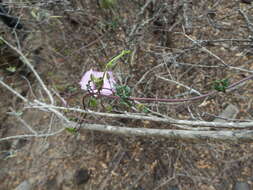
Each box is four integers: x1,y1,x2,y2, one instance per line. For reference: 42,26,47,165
80,70,116,95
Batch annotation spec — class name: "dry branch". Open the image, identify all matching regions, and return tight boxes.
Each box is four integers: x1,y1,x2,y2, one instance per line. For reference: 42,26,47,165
1,68,253,143
29,103,253,129
72,122,253,142
0,37,54,104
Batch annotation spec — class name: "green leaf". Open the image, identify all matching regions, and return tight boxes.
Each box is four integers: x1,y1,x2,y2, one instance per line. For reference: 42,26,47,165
106,105,113,112
65,127,77,134
136,103,149,113
115,85,132,107
213,79,229,92
143,107,149,113
90,74,104,90
106,50,131,70
118,100,131,107
6,66,16,73
116,85,131,99
88,97,98,107
67,86,77,93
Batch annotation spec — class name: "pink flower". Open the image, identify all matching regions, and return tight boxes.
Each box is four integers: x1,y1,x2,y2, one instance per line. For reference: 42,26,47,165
79,69,116,96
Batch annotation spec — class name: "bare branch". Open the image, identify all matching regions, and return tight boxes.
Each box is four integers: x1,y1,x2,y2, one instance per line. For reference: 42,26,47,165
0,128,65,142
9,107,38,135
0,37,54,104
27,104,253,129
156,75,202,96
0,77,29,103
183,33,229,67
77,123,253,142
239,9,253,33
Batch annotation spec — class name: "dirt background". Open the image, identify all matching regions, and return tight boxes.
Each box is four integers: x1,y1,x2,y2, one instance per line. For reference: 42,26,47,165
0,0,253,189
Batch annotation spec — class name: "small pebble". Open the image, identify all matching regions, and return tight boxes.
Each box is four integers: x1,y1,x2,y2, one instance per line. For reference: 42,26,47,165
14,180,32,190
233,182,250,190
74,168,90,185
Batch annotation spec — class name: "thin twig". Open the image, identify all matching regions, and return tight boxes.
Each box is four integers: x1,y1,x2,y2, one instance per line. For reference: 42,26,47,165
239,9,253,33
0,37,54,104
9,107,38,135
0,128,65,142
27,104,253,129
183,33,229,67
0,78,29,102
156,75,202,96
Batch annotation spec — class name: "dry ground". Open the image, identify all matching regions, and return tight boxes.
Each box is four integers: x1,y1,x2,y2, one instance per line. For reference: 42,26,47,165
0,0,253,189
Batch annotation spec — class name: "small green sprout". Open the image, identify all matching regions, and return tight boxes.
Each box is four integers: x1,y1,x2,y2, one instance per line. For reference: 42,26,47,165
106,50,131,70
115,85,132,106
213,79,229,92
136,103,149,113
65,127,77,134
67,85,77,93
6,66,16,73
106,105,113,112
88,97,98,107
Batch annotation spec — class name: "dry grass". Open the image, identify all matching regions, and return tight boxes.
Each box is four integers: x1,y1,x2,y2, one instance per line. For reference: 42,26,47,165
0,0,253,189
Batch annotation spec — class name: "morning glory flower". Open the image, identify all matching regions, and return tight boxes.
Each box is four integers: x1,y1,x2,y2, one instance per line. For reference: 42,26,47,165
79,69,116,96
